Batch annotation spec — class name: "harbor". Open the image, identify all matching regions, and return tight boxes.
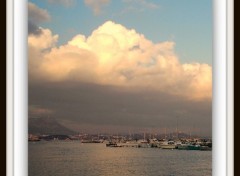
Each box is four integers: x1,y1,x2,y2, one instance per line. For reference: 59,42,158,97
105,138,212,151
29,132,212,151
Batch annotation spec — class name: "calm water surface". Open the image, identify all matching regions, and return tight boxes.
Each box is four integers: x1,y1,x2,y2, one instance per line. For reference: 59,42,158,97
29,141,211,176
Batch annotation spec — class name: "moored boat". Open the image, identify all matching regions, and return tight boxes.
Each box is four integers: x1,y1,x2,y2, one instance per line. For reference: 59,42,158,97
187,144,201,150
160,140,176,149
106,142,118,147
177,144,189,150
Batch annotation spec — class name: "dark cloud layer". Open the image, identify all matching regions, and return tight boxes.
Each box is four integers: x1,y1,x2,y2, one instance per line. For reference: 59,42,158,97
28,2,50,35
29,81,212,136
28,21,43,35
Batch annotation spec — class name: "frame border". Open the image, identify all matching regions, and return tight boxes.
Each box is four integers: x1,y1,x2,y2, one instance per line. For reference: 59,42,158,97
7,0,234,175
7,0,28,176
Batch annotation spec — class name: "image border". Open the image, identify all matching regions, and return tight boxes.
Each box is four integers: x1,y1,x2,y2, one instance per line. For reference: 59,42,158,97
6,0,234,175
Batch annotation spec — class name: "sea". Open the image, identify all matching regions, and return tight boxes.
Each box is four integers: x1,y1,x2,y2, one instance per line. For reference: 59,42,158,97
29,141,212,176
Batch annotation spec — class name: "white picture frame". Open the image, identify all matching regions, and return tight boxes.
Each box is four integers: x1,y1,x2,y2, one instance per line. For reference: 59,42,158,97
6,0,234,175
212,0,234,176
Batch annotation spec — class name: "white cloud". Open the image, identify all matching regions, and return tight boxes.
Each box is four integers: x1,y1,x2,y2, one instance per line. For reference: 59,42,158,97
28,28,59,79
28,21,212,100
28,28,58,49
84,0,110,15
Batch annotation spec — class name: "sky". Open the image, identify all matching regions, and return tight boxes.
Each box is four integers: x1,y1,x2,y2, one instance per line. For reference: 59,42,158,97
28,0,212,136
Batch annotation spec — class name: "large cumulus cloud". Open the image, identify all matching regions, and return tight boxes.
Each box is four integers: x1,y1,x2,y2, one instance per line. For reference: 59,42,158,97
28,21,212,101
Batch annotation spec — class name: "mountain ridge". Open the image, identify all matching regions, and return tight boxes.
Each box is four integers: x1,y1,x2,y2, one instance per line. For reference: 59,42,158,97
29,117,76,135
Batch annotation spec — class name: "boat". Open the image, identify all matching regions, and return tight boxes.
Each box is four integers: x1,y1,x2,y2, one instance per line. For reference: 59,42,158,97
177,143,189,150
106,142,118,147
149,138,160,148
28,138,40,142
28,135,40,142
81,139,93,143
138,143,151,148
160,140,176,149
81,139,104,143
91,140,102,143
136,132,151,148
121,142,139,147
187,144,201,150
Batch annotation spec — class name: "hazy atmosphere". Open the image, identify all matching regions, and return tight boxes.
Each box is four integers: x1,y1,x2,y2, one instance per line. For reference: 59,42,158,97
28,0,212,136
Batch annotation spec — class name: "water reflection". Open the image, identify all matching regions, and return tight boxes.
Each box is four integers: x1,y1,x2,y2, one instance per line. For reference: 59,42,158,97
29,141,211,176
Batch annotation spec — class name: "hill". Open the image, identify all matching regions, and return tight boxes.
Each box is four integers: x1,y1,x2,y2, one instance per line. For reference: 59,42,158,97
29,117,76,135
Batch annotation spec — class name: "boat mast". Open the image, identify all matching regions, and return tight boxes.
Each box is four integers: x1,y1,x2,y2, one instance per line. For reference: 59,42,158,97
176,116,179,139
165,128,167,139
